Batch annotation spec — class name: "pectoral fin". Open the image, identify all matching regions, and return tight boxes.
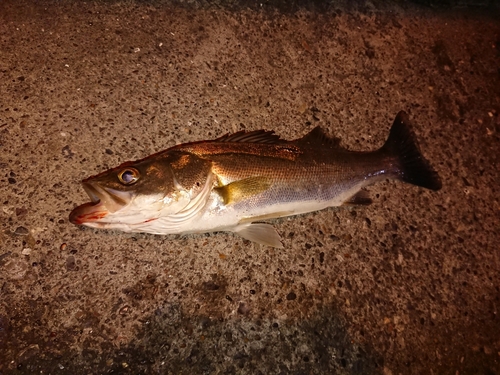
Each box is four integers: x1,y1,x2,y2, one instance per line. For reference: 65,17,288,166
216,176,271,205
234,223,283,248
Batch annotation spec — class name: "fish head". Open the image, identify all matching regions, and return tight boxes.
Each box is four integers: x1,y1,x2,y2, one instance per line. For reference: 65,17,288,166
69,152,201,230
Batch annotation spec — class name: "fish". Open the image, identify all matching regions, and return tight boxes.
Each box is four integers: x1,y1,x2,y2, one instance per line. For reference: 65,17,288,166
69,111,441,248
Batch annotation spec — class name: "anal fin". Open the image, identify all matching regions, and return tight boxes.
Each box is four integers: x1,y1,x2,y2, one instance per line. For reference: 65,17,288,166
238,211,295,224
234,223,283,248
343,190,373,206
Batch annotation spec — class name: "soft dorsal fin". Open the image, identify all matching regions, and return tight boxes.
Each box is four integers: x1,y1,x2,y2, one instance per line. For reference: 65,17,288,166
297,126,343,149
214,129,285,144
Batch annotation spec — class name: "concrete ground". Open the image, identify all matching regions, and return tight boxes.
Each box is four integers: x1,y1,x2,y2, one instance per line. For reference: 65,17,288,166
1,0,499,374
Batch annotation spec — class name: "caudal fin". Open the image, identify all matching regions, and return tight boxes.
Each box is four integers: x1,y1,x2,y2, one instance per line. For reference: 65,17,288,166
381,111,442,191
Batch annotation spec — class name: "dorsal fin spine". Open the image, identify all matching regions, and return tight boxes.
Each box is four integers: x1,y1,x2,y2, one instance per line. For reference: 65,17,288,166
214,129,285,144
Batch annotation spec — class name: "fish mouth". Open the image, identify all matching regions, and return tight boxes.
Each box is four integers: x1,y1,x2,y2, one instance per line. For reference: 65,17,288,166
69,181,132,225
82,182,101,205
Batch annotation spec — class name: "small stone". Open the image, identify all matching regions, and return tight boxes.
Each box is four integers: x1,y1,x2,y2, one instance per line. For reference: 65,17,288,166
0,251,12,261
237,302,250,315
60,243,67,251
22,248,31,256
286,292,296,301
62,145,74,158
119,306,130,315
105,148,113,155
66,255,76,271
202,281,219,291
14,226,29,235
15,207,28,218
4,259,29,279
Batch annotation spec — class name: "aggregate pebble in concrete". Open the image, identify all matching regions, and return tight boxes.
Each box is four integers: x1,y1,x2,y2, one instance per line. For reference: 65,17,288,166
0,1,499,374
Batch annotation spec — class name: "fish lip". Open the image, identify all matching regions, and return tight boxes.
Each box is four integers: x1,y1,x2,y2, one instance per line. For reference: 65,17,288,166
69,201,107,225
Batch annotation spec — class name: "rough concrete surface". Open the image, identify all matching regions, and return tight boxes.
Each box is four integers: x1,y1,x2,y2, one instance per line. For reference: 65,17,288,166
0,0,499,374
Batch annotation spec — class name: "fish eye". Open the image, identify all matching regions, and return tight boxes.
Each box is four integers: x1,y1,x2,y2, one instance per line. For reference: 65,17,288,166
118,168,139,185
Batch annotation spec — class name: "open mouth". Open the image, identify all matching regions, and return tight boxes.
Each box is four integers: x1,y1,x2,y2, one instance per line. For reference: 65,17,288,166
82,182,101,204
69,181,132,225
83,181,131,213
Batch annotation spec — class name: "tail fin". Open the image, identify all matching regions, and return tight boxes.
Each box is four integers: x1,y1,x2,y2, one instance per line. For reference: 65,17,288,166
381,111,442,191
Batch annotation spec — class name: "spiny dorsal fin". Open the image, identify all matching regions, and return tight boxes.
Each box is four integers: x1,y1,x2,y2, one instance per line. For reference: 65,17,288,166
215,129,285,144
296,126,343,149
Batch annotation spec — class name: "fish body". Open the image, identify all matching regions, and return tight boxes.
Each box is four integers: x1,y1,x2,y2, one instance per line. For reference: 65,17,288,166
69,111,441,247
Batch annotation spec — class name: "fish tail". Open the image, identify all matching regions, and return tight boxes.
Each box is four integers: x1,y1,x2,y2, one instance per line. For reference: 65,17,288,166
381,112,442,191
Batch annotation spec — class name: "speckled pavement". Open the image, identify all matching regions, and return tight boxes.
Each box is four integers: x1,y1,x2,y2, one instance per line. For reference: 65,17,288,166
1,1,499,374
